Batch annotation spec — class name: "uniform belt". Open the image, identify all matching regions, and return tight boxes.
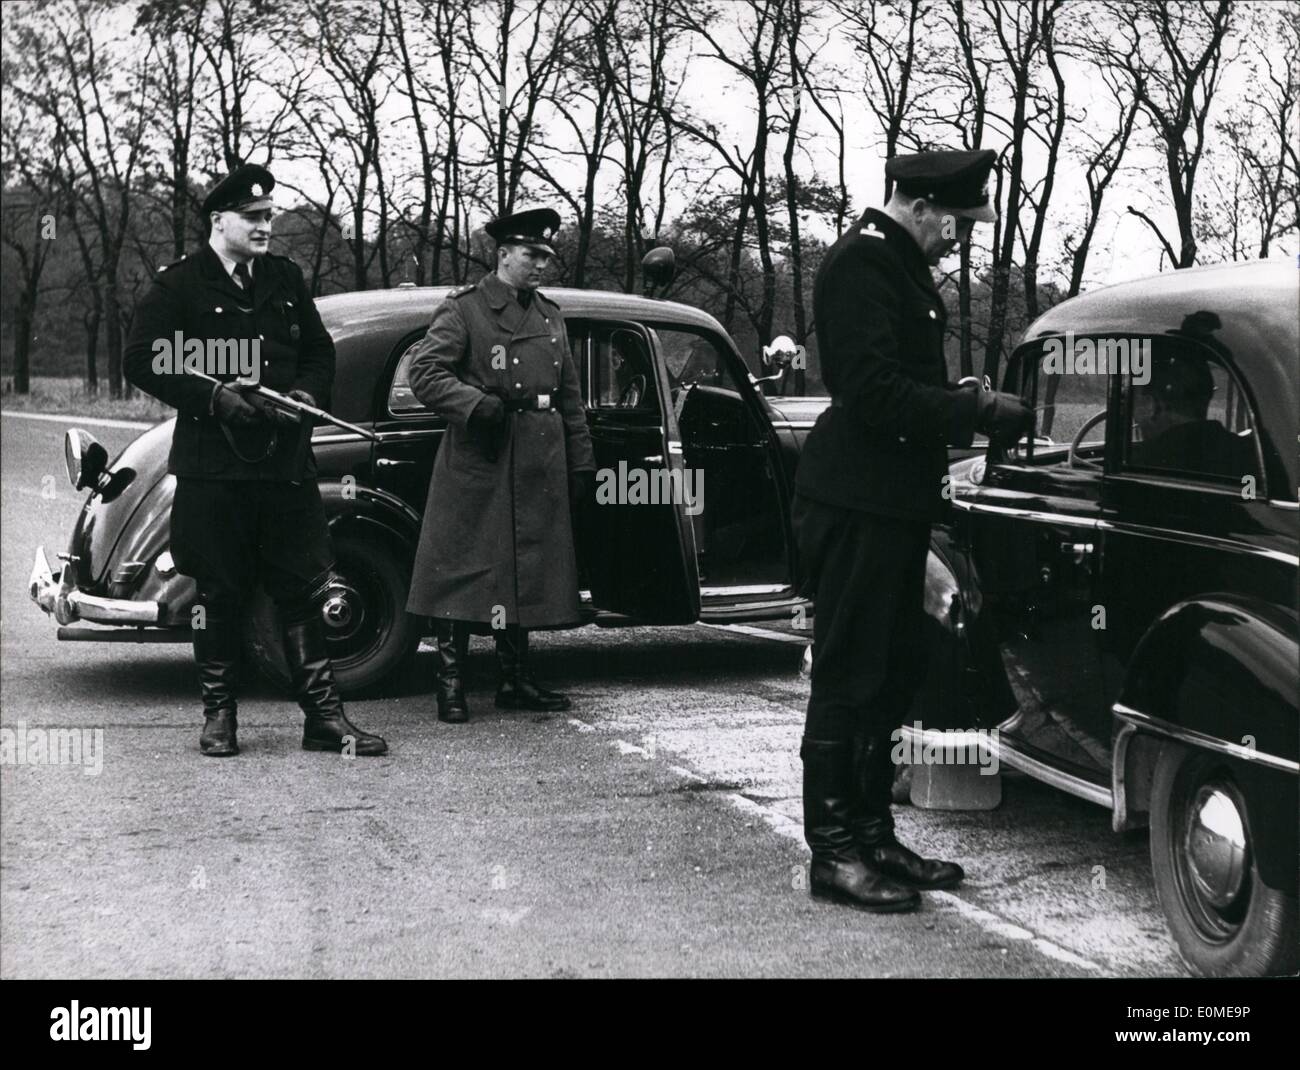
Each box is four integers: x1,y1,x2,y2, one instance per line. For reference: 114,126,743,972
502,394,557,412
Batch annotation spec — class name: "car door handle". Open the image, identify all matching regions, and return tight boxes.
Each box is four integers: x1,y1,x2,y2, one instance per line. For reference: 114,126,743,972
643,455,664,464
376,458,416,468
1060,541,1094,563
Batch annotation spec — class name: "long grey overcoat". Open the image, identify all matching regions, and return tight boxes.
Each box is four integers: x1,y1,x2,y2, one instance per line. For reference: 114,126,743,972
405,272,595,627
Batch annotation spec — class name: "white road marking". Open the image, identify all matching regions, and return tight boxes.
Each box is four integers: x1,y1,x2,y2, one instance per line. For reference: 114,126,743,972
700,622,809,645
1,410,155,431
577,712,1108,975
928,892,1103,972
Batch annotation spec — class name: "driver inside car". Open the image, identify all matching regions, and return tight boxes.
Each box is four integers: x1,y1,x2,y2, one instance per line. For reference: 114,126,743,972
1131,354,1255,480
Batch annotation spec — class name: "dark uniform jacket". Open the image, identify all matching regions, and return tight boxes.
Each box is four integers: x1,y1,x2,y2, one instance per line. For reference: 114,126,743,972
796,208,980,521
123,245,335,481
405,272,596,628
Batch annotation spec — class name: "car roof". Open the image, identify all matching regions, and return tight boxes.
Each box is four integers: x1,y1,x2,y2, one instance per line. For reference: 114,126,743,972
317,283,734,427
318,283,728,336
1020,260,1298,499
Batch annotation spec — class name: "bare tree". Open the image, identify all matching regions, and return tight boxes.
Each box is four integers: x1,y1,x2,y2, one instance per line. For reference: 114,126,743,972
670,0,790,342
833,0,932,200
9,0,152,397
1062,10,1141,296
1109,0,1235,268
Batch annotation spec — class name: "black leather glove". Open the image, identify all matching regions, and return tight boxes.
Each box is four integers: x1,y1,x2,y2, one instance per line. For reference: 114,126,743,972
468,393,507,461
469,393,506,431
286,389,316,407
975,388,1034,442
569,469,596,507
212,384,268,427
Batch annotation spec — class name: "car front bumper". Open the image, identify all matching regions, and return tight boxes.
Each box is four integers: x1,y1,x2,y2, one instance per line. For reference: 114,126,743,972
28,546,162,626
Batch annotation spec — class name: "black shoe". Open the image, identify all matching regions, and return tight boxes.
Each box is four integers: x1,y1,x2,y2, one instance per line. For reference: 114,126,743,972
200,709,239,757
194,607,240,756
809,858,921,912
286,619,388,756
433,619,469,723
495,627,571,712
862,839,965,890
800,737,919,913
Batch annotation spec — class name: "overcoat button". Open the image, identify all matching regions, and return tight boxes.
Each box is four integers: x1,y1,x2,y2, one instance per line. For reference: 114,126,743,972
513,358,519,364
928,309,937,319
215,306,223,313
515,382,522,389
550,337,557,342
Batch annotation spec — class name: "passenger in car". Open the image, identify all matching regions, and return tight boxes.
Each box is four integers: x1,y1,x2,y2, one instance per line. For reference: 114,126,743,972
1131,355,1256,481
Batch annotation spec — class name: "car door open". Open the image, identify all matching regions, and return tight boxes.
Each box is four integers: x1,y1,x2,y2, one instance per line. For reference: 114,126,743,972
579,319,701,624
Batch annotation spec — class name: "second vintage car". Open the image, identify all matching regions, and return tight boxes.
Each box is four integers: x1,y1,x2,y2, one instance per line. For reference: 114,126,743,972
912,260,1298,978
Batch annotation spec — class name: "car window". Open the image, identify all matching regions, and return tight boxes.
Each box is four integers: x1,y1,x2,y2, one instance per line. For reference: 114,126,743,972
656,327,731,392
388,338,425,414
1021,343,1111,464
592,326,658,410
1122,342,1261,486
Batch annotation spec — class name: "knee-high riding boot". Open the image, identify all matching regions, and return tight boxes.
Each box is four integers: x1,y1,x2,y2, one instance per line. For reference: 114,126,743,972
432,619,470,723
287,618,388,755
800,737,918,912
495,626,570,712
194,609,240,757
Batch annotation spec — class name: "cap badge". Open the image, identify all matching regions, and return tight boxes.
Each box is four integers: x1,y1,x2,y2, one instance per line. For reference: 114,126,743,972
250,183,263,197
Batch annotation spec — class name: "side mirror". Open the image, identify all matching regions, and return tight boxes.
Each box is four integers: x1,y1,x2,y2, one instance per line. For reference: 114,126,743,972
65,429,106,491
640,247,676,296
64,428,135,501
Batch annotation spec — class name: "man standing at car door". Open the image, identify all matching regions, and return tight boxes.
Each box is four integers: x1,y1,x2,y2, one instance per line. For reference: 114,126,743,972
123,163,386,758
405,208,596,724
794,150,1032,912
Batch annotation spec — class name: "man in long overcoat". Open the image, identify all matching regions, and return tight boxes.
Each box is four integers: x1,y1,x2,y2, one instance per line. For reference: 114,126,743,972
406,208,595,722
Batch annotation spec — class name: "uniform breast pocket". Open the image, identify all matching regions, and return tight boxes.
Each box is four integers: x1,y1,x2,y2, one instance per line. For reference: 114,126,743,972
905,300,947,383
264,299,300,344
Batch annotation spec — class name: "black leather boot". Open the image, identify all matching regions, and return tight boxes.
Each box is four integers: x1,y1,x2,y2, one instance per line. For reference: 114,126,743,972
495,626,570,712
194,610,240,757
432,619,469,723
852,729,964,889
286,618,388,755
801,737,919,912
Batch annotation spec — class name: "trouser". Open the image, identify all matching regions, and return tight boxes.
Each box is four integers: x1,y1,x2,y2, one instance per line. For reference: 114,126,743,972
793,493,931,743
171,477,336,623
172,478,337,706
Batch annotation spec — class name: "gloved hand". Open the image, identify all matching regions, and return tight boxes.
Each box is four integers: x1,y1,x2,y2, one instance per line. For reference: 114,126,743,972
286,389,316,407
212,383,268,427
469,393,506,432
569,469,596,507
975,388,1033,442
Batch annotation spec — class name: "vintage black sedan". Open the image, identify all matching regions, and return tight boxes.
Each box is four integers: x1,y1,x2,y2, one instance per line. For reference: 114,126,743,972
913,260,1298,977
30,256,832,693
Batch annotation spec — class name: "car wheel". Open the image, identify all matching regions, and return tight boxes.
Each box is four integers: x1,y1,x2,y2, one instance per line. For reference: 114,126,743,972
1149,741,1298,977
245,533,417,698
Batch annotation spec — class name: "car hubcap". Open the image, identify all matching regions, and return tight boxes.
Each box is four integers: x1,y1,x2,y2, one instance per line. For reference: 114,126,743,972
1184,784,1247,909
321,582,363,642
1177,777,1250,939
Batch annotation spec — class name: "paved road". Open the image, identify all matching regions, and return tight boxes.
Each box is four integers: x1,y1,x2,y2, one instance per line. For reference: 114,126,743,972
1,412,1186,977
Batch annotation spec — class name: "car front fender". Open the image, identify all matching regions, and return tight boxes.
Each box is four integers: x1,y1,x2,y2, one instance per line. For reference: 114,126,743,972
1113,595,1298,894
